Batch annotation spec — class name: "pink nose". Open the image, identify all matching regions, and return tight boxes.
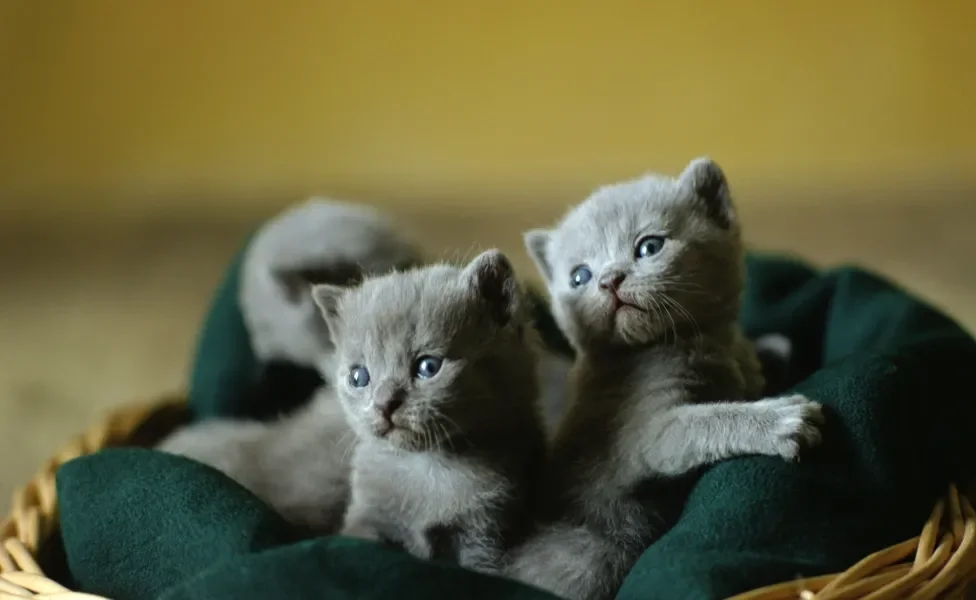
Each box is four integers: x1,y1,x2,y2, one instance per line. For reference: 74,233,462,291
599,272,626,291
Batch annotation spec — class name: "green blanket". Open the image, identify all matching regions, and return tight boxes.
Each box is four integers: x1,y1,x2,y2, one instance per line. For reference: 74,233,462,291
54,241,976,600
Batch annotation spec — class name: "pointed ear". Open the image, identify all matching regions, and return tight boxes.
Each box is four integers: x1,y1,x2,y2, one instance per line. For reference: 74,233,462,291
523,229,554,283
310,284,345,339
463,249,520,327
678,156,735,229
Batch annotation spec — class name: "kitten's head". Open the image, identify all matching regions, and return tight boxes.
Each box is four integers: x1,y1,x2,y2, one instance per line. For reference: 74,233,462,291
312,250,538,452
240,198,422,369
524,157,744,351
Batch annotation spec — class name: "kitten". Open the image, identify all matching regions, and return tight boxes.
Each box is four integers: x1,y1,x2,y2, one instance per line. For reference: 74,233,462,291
507,157,824,600
312,250,547,575
158,199,421,531
240,197,423,371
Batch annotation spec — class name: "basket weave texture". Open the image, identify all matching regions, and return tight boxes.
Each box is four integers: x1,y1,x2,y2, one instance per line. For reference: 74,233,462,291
2,398,974,600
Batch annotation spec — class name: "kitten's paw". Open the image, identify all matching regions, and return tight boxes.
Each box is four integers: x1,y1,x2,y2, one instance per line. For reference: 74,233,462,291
758,394,825,460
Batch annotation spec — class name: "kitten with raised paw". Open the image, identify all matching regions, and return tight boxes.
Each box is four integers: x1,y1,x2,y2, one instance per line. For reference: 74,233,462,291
312,250,548,575
507,157,825,600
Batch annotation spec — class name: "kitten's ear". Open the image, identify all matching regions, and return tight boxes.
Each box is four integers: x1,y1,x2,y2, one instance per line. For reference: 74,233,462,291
275,262,365,304
523,229,554,283
463,249,520,327
310,284,345,339
678,157,735,229
274,269,319,305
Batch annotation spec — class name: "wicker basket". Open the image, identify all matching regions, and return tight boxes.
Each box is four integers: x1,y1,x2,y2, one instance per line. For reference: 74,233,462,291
2,398,974,599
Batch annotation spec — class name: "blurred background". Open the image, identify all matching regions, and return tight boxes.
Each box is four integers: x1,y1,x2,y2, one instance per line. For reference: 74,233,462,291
0,1,974,505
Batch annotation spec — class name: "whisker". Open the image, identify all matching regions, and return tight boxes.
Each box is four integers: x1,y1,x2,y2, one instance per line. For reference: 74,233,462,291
645,294,671,346
661,293,704,351
427,410,447,452
337,430,357,464
436,411,474,451
634,279,712,296
437,419,454,453
427,422,441,454
655,294,679,346
422,422,434,452
434,420,452,454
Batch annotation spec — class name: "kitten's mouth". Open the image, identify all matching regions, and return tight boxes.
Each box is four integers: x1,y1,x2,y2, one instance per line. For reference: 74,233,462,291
376,423,399,437
374,421,412,440
375,424,424,451
608,292,645,314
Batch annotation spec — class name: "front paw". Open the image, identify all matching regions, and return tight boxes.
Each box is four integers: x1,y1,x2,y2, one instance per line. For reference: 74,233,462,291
757,394,825,460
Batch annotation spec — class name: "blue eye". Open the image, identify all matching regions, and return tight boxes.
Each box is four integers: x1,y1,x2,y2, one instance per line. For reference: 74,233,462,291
635,236,666,259
570,265,592,288
415,355,443,379
348,365,370,388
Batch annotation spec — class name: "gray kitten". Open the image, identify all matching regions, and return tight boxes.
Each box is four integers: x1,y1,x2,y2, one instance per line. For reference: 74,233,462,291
312,250,547,575
158,198,421,531
241,197,423,369
507,157,824,600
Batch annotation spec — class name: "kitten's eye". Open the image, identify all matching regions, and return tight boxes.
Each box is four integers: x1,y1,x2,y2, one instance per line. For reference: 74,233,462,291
635,236,666,259
415,355,443,379
570,265,592,288
348,365,371,388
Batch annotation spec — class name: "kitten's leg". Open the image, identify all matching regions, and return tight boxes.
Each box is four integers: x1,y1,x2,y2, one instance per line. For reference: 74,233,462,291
507,523,633,600
339,496,381,541
455,525,505,575
633,394,824,478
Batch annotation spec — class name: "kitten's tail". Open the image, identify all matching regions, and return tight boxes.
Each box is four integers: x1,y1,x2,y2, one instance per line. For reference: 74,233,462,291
506,523,636,600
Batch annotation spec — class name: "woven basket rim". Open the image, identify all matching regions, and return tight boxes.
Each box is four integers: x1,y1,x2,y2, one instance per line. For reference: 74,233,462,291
2,396,974,599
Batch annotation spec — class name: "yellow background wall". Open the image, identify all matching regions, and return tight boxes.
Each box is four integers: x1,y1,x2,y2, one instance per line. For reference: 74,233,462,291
1,0,974,221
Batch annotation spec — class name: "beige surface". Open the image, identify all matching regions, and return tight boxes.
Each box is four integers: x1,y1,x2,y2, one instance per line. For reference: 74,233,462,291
1,194,974,510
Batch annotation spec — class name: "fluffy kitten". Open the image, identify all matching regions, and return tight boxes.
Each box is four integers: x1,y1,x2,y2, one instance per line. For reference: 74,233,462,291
312,250,547,575
508,157,824,600
158,199,420,531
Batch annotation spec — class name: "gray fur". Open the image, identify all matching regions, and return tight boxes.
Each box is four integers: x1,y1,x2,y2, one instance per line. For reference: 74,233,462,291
241,197,423,370
315,250,548,575
156,387,355,531
510,157,824,600
158,199,421,531
535,352,573,434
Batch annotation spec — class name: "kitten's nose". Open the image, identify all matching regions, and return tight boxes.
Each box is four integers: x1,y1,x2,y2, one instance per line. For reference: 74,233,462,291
599,271,626,291
374,394,405,422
